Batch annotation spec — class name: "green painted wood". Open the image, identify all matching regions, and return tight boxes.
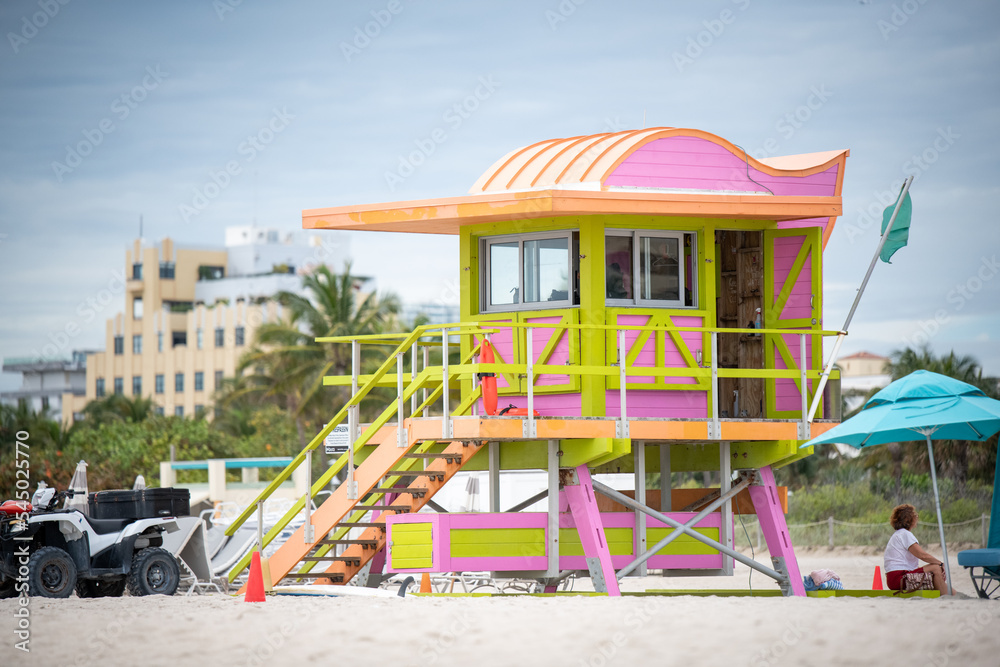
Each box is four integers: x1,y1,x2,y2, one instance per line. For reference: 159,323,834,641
449,528,546,558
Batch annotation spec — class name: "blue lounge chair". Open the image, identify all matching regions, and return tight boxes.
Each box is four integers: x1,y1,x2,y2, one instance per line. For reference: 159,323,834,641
957,444,1000,599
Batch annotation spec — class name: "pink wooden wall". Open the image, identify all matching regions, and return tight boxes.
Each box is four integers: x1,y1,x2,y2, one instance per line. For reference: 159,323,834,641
386,511,725,574
603,136,839,236
771,234,815,413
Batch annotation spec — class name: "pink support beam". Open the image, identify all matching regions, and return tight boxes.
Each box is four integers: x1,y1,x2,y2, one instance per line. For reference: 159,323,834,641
563,465,622,596
749,466,806,596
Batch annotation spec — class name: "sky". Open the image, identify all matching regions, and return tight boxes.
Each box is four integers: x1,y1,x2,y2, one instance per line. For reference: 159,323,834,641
1,0,999,393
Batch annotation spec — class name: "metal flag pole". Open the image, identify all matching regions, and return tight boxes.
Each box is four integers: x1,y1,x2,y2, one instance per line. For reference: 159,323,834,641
807,175,914,422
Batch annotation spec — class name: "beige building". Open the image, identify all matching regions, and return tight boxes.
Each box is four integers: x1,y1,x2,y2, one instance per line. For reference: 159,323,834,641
837,351,889,378
61,227,349,424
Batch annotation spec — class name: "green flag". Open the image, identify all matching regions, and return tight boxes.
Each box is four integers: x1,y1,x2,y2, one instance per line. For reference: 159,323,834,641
879,189,912,263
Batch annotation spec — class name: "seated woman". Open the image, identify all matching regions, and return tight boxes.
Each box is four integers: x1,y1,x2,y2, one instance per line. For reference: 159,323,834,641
884,504,947,594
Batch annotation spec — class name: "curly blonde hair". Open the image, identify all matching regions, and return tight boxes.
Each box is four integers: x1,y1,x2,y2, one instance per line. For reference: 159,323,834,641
890,504,918,531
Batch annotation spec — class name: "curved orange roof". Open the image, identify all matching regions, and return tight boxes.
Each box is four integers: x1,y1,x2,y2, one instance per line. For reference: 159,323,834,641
469,127,847,194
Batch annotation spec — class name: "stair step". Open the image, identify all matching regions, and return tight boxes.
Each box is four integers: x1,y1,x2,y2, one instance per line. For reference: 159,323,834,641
335,522,384,529
372,487,427,497
315,539,379,547
365,504,411,511
385,470,444,481
402,452,461,463
281,572,345,583
301,556,362,565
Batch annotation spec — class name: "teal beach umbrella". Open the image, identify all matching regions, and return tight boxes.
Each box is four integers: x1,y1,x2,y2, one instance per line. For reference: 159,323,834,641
804,370,1000,595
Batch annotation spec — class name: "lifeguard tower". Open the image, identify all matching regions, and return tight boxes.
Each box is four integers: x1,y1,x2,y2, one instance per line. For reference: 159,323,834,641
225,128,847,596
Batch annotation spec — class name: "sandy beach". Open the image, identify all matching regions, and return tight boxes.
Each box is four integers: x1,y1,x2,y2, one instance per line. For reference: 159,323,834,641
3,548,997,667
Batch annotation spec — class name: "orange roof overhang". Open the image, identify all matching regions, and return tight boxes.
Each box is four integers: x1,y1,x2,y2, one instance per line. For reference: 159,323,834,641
303,189,842,235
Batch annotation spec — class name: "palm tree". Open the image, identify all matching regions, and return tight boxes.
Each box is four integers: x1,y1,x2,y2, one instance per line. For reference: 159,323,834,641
220,264,401,449
865,345,999,491
79,393,154,426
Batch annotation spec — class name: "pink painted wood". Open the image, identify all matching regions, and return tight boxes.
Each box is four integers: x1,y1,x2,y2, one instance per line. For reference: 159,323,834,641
771,232,815,412
525,315,572,387
604,136,839,197
748,466,806,596
385,510,725,573
561,465,621,596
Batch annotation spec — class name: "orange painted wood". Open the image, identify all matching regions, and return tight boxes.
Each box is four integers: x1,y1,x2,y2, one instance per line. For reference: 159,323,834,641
302,190,842,235
720,421,799,440
536,419,617,439
263,424,416,585
628,420,709,440
309,439,484,585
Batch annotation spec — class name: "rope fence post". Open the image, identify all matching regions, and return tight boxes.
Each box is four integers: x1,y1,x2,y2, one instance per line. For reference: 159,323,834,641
828,516,834,548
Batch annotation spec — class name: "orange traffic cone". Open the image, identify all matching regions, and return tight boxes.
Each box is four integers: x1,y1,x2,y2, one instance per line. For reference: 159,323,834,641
872,566,883,590
244,551,266,602
420,572,432,593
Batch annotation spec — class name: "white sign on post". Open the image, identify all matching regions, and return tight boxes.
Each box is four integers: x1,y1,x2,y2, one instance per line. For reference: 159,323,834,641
324,424,350,455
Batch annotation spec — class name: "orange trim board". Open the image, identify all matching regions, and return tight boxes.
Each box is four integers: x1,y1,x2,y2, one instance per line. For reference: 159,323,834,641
414,417,839,442
303,191,842,235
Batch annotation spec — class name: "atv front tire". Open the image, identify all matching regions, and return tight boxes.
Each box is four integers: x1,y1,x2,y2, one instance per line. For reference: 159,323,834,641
28,547,77,598
127,548,179,596
76,577,127,598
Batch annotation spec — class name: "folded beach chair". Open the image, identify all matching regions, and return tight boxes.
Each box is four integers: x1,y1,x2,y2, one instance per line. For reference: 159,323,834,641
161,516,223,595
199,509,230,560
211,526,259,585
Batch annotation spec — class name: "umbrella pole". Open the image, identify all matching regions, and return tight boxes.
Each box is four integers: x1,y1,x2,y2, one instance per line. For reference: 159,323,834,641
925,435,953,595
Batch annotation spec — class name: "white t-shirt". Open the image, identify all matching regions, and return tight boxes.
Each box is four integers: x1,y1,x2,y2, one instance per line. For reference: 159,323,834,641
884,528,920,572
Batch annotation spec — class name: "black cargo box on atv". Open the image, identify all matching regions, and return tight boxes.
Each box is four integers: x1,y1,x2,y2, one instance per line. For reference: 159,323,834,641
88,488,190,519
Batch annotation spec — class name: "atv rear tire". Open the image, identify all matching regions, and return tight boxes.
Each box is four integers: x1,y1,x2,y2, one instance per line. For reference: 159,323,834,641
126,548,179,596
76,577,127,598
28,546,77,598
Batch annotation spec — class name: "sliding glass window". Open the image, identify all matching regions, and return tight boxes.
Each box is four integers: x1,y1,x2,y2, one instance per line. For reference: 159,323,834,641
606,231,697,308
483,232,578,312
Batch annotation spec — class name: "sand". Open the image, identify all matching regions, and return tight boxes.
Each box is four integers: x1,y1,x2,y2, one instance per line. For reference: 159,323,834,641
3,549,998,667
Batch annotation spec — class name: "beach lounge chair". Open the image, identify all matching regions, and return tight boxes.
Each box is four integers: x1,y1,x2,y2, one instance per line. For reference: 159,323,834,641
957,448,1000,599
958,445,1000,598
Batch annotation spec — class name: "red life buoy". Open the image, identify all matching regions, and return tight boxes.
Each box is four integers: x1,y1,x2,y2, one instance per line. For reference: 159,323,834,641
479,339,499,416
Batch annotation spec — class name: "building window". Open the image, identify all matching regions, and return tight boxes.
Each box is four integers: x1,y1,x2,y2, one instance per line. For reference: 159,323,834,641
157,331,164,352
175,373,184,392
235,326,245,346
198,265,225,280
113,377,123,395
174,406,184,417
194,404,205,418
155,374,164,394
215,370,224,391
215,327,225,347
132,334,142,354
196,328,203,350
194,372,204,392
172,331,187,348
159,261,176,279
132,375,142,396
41,396,50,411
132,263,143,280
154,406,164,416
133,297,143,320
95,378,105,398
481,231,579,312
605,231,697,308
114,335,124,355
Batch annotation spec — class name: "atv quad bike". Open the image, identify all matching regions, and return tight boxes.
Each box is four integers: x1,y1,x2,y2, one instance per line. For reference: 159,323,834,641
0,488,186,598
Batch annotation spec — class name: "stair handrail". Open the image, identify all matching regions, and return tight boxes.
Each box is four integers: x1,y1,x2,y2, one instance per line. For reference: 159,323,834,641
224,323,487,537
